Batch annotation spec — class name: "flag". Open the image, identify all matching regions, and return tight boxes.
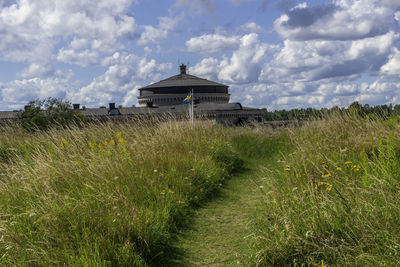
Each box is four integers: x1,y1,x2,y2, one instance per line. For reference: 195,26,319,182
183,92,192,104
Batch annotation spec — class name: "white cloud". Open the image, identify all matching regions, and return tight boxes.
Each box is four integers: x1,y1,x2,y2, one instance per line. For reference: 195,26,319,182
57,49,99,67
190,33,273,84
138,15,181,45
0,76,70,108
0,0,136,69
226,0,400,109
69,38,89,50
260,31,397,84
186,34,240,53
19,63,53,78
190,57,220,81
381,48,400,75
275,0,395,41
236,22,264,33
218,33,269,84
70,53,172,107
122,85,141,107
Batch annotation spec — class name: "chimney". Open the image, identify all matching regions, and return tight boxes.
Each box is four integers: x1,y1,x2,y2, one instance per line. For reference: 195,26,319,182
180,64,186,75
109,103,116,110
73,104,80,110
24,105,31,111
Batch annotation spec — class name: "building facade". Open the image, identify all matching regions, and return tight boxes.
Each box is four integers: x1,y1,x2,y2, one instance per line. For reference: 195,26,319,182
138,65,230,107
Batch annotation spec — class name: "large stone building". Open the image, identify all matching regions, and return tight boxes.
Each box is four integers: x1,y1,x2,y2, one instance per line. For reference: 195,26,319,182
0,65,264,125
138,65,230,107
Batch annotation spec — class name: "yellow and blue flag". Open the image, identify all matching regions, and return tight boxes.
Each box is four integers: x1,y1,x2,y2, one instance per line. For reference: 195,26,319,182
183,92,192,104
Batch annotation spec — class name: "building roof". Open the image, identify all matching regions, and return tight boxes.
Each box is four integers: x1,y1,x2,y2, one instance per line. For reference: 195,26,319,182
0,110,20,119
80,108,109,116
140,73,228,90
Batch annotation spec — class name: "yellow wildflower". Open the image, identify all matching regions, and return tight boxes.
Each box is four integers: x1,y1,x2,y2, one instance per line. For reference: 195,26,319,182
88,140,95,150
315,181,325,189
351,165,361,171
345,161,352,165
60,138,69,148
336,167,342,171
118,135,125,145
323,173,331,178
326,184,333,191
109,138,115,146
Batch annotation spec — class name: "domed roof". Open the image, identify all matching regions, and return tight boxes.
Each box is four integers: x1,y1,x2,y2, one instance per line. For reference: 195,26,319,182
140,65,228,90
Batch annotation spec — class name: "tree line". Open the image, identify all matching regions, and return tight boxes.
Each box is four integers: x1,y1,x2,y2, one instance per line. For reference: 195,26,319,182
263,102,400,121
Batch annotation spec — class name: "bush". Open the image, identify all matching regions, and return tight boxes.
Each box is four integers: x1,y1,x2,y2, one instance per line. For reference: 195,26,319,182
18,98,84,131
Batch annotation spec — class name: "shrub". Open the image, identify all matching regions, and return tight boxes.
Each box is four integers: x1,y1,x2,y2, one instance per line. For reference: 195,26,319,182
18,98,84,131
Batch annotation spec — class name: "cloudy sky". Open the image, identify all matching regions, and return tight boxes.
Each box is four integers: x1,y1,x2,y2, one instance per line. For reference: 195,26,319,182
0,0,400,110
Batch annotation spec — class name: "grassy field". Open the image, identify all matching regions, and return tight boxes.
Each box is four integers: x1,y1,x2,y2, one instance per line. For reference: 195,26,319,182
0,120,248,266
253,114,400,266
1,115,400,266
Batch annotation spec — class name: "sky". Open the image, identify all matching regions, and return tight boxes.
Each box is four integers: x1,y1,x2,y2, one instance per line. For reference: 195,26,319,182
0,0,400,111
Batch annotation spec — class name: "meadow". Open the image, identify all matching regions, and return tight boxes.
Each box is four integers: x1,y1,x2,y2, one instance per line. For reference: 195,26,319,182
253,114,400,266
0,114,399,266
0,120,247,266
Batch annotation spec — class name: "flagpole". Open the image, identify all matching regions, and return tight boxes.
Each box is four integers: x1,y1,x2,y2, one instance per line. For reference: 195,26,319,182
191,88,194,125
188,94,191,124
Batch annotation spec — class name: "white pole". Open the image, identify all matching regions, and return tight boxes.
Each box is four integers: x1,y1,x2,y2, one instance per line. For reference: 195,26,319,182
188,94,191,124
192,89,194,124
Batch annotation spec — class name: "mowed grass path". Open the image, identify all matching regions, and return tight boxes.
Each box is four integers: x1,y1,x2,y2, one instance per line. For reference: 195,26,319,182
165,159,268,266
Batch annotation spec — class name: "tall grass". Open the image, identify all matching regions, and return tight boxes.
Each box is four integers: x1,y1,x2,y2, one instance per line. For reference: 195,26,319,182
3,115,399,266
253,114,400,266
0,120,247,266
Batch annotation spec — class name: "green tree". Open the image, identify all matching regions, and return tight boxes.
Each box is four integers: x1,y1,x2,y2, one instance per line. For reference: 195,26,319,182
19,98,84,131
